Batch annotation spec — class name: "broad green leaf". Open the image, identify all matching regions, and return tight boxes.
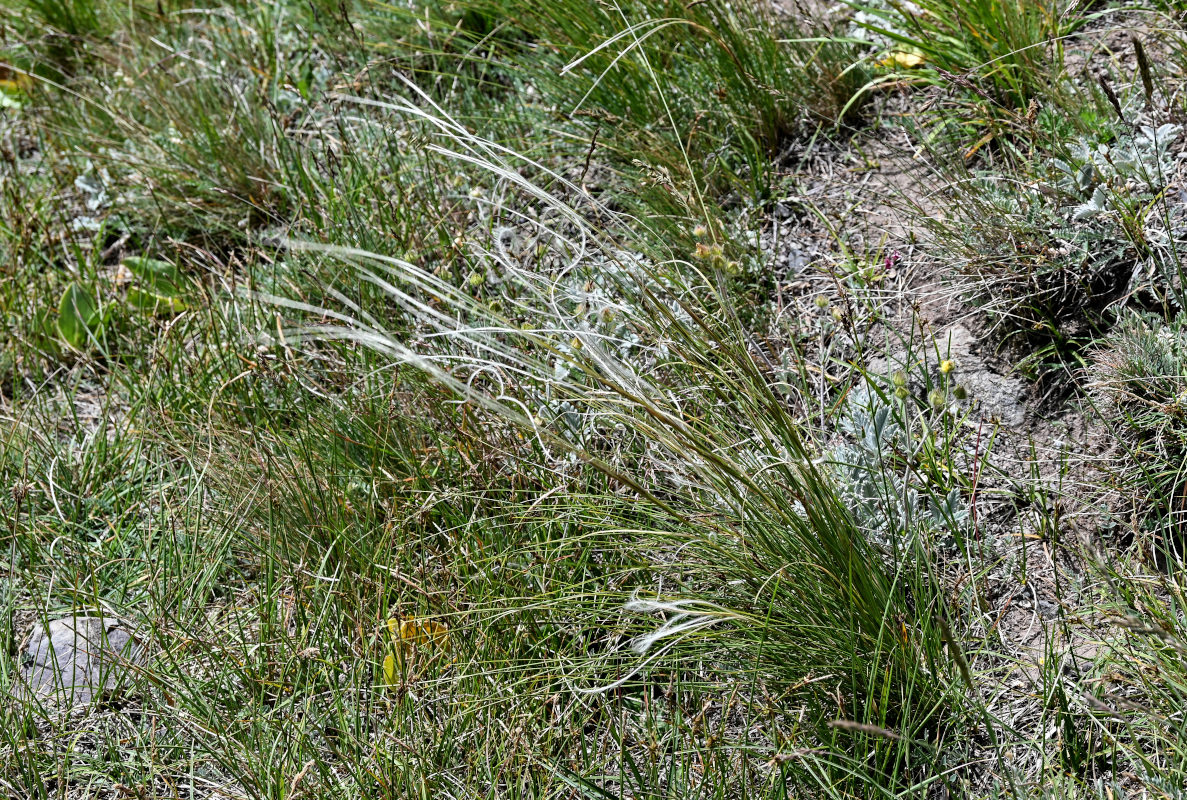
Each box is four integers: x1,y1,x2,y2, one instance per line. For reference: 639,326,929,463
122,256,185,298
127,286,187,314
32,308,62,357
57,283,99,349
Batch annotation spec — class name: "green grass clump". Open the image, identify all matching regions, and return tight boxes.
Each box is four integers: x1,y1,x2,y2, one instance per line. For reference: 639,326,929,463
275,110,985,793
849,0,1085,109
377,0,869,206
1074,308,1187,791
1090,311,1187,547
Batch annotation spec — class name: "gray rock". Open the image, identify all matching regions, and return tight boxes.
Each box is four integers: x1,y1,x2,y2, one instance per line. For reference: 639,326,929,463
15,615,141,707
937,325,1028,427
867,324,1028,427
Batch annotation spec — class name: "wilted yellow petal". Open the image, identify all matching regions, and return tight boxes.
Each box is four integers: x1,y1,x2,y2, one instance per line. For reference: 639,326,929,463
399,618,450,650
383,617,451,684
386,616,450,651
0,73,33,92
878,51,925,70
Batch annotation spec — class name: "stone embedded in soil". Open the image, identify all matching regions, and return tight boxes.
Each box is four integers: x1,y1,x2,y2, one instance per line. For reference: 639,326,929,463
868,324,1028,427
937,325,1028,427
14,615,141,707
955,360,1028,427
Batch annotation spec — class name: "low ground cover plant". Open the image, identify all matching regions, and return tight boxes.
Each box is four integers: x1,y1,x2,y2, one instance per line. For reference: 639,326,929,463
932,96,1187,374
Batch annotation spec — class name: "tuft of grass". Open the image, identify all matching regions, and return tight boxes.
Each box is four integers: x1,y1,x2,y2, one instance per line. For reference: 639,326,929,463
276,97,980,794
1088,311,1187,551
848,0,1088,109
373,0,870,206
